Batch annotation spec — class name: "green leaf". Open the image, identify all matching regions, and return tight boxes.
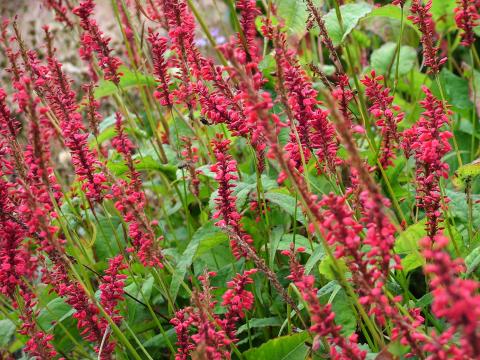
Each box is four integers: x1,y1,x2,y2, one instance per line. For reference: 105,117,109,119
329,289,356,336
107,156,177,181
143,328,176,355
170,222,227,301
431,0,456,32
465,246,480,275
367,5,421,36
125,275,154,323
395,219,426,272
37,297,75,332
243,332,309,360
395,220,426,254
275,0,322,36
323,2,374,46
0,319,15,347
237,317,282,335
94,216,125,261
265,191,306,225
305,244,325,274
370,42,417,77
432,68,472,111
95,66,156,98
453,158,480,190
319,256,347,280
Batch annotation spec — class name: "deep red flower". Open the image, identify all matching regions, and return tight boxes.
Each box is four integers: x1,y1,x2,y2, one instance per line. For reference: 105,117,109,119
422,235,480,357
221,269,257,340
282,245,366,360
361,71,404,168
73,0,122,83
454,0,479,47
211,135,254,259
409,0,447,74
148,32,173,107
402,86,452,239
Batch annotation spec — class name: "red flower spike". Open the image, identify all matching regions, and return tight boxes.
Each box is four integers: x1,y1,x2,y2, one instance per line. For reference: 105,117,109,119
73,0,122,84
409,0,447,74
454,0,479,47
361,70,404,168
211,135,255,259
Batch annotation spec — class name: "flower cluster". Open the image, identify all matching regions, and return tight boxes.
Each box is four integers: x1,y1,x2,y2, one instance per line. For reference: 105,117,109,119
454,0,479,47
171,270,256,359
171,271,231,360
361,71,404,168
18,290,59,359
402,86,452,239
221,268,257,340
409,0,447,74
236,0,260,63
73,0,122,83
264,23,339,178
47,262,110,357
100,255,127,325
148,32,173,108
422,235,480,358
282,245,366,360
211,136,254,259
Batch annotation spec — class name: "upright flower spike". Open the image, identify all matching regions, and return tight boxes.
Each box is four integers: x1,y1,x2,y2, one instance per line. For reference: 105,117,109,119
409,0,446,74
0,221,33,298
98,255,127,358
332,74,354,127
221,269,257,340
236,0,260,63
211,135,254,259
100,255,127,325
18,290,59,359
170,309,196,360
148,32,173,108
73,0,122,84
454,0,479,47
171,272,232,360
42,0,74,28
422,235,480,358
111,114,163,268
282,245,366,360
263,22,340,177
160,0,204,79
402,86,452,239
22,46,109,203
47,262,112,357
112,113,140,185
361,71,404,168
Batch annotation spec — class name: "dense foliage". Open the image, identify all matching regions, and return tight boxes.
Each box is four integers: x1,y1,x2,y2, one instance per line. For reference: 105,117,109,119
1,0,480,359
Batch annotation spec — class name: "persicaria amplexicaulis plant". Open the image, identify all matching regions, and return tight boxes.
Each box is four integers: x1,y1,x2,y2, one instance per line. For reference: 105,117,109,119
1,0,479,359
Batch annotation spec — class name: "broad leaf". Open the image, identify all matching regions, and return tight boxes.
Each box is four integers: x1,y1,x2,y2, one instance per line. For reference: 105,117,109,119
0,319,15,347
370,42,417,77
237,317,282,335
107,155,177,181
243,332,309,360
323,2,374,46
265,191,307,225
170,222,227,301
95,66,156,98
37,297,75,332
